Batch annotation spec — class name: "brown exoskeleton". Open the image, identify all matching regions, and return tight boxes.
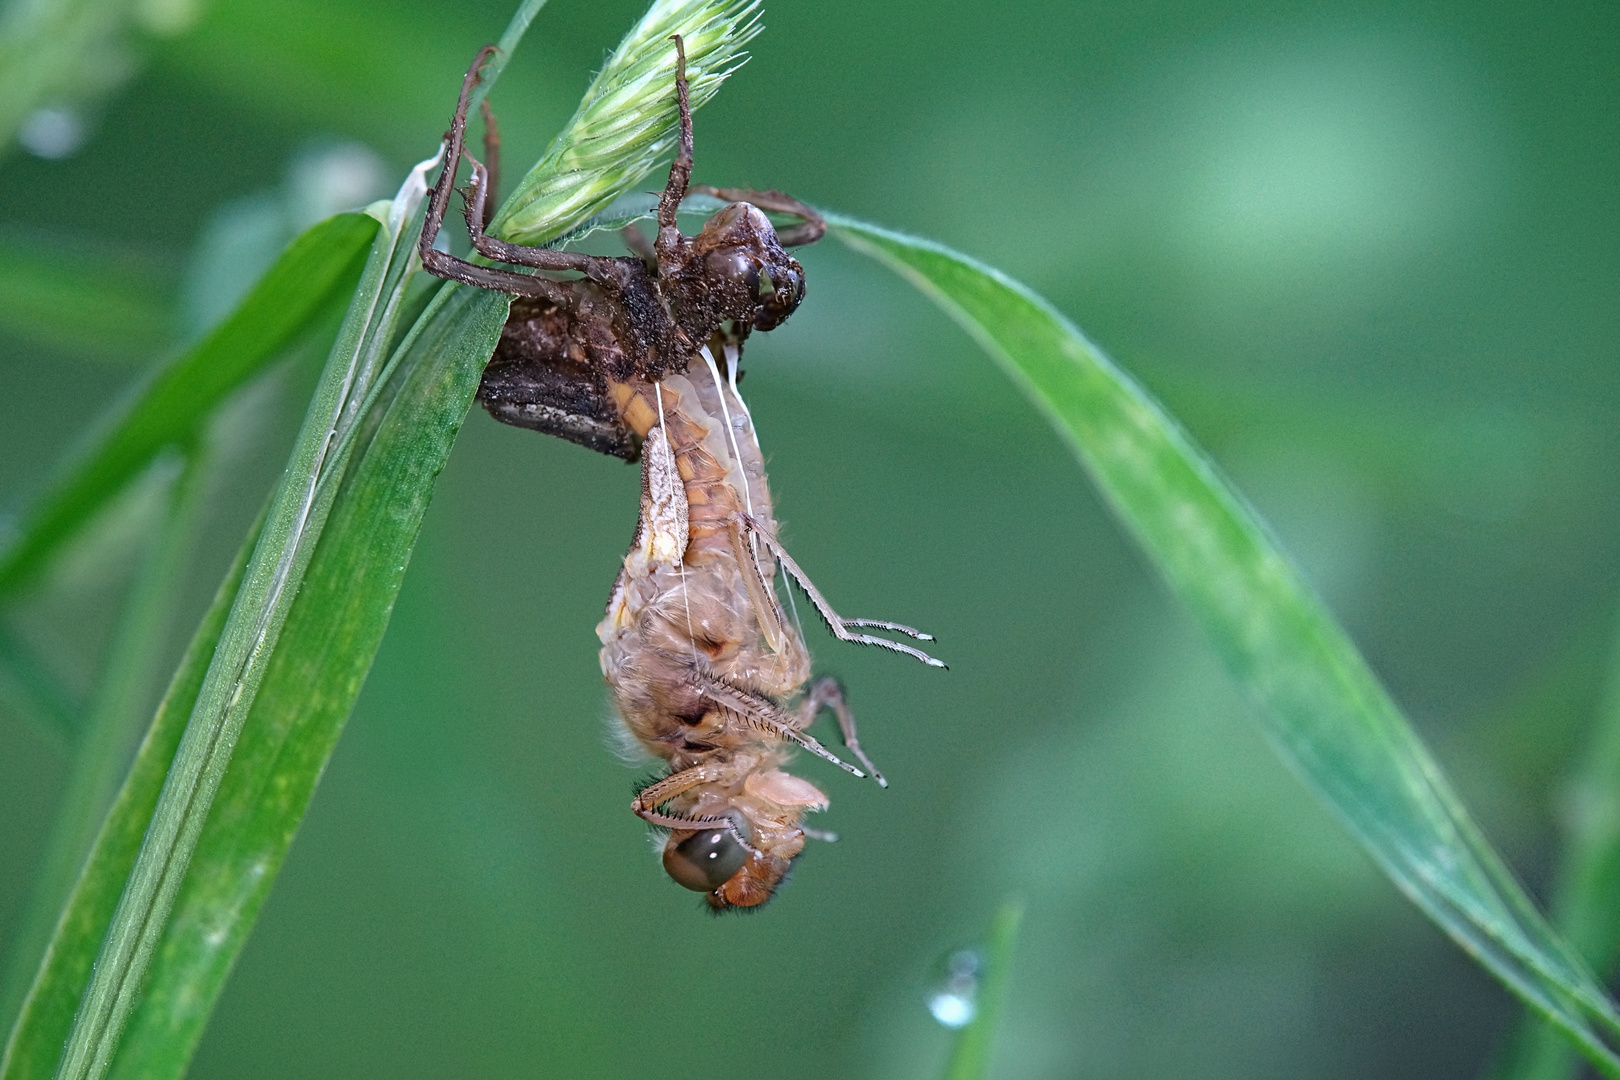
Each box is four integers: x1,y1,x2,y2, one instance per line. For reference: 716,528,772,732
420,38,943,909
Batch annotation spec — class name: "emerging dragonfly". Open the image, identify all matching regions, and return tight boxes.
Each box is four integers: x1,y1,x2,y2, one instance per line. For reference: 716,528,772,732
420,38,943,909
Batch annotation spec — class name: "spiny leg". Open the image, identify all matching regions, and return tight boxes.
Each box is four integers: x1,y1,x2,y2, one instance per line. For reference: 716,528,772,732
420,45,495,253
685,672,870,780
418,47,498,275
459,150,628,281
418,48,612,298
655,34,695,263
730,512,946,668
632,764,758,853
692,184,826,247
794,676,885,787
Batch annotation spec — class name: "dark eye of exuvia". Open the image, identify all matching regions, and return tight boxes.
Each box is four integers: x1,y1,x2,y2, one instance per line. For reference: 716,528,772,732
663,828,748,892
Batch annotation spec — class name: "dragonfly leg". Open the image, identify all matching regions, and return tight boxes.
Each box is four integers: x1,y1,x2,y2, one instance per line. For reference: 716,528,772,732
656,35,695,245
723,511,788,653
460,152,631,281
729,513,946,669
632,764,760,851
691,185,825,247
793,676,885,787
685,672,869,781
420,47,638,295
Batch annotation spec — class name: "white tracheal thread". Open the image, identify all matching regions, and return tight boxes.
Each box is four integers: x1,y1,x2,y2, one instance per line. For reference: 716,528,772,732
702,343,802,667
701,344,765,578
721,342,755,437
700,345,755,524
724,341,804,641
655,381,698,665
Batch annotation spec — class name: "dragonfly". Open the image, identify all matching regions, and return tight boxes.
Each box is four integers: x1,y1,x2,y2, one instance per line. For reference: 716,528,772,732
419,37,943,909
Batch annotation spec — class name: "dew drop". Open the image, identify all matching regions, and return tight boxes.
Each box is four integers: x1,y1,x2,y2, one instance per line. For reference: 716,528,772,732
926,948,983,1029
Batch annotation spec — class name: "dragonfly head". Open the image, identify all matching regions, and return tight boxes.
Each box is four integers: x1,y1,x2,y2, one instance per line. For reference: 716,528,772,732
706,849,795,910
661,820,799,911
693,202,807,333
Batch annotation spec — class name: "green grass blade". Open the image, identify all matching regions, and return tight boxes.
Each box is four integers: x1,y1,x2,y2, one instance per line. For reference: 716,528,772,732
0,450,208,1040
829,214,1620,1078
1491,611,1620,1080
490,0,760,245
942,900,1023,1080
0,509,259,1080
0,212,378,597
47,158,435,1080
105,281,509,1080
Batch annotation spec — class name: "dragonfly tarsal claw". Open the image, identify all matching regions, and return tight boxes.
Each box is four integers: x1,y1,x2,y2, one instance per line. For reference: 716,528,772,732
843,618,936,642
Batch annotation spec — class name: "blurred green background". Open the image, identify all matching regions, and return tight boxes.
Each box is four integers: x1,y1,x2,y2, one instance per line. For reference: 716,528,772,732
3,0,1619,1076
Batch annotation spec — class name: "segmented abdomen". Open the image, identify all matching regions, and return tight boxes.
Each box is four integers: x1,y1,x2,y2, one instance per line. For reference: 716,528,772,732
597,364,810,759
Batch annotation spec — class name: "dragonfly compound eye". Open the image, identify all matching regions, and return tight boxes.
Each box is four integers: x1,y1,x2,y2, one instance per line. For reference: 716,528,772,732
663,828,749,892
752,258,805,331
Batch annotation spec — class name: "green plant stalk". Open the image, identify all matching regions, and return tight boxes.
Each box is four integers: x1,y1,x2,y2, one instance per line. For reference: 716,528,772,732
464,0,550,116
943,900,1024,1080
0,511,259,1080
0,212,377,596
1492,608,1620,1080
490,0,760,245
0,450,208,1039
828,214,1620,1077
106,282,509,1080
48,161,435,1080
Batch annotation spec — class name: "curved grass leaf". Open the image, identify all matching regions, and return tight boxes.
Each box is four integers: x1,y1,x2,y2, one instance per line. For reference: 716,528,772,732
101,281,508,1080
1492,611,1620,1080
0,508,259,1080
0,451,207,1039
44,156,439,1080
828,214,1620,1079
0,212,379,596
